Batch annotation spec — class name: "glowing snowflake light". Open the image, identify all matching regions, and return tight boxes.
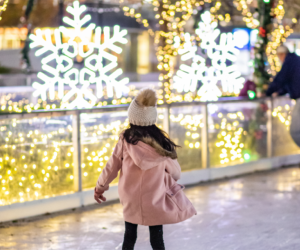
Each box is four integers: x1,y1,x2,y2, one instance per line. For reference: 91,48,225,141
173,11,245,101
30,1,129,109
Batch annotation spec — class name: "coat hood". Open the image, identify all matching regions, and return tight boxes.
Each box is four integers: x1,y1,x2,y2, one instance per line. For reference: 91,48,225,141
124,137,177,171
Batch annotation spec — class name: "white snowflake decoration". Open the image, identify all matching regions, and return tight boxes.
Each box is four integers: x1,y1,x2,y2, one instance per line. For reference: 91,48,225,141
29,1,129,109
173,11,245,101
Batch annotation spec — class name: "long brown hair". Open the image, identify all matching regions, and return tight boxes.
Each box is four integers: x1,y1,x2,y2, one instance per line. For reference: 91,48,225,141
123,124,180,152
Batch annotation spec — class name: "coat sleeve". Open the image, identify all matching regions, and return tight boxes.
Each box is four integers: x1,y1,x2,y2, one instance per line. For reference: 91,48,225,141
165,159,181,181
277,85,288,96
95,137,123,193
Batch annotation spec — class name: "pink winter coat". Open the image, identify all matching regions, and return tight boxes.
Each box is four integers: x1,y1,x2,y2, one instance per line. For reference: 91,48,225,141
95,136,197,226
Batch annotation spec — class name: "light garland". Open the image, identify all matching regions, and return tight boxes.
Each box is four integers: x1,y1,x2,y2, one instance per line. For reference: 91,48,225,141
0,115,125,205
122,0,196,103
233,0,260,28
272,104,292,128
0,96,292,205
210,1,231,23
0,86,139,114
266,25,293,76
154,0,195,104
214,112,246,165
251,0,298,89
121,0,238,103
266,1,294,77
122,5,155,36
0,0,9,21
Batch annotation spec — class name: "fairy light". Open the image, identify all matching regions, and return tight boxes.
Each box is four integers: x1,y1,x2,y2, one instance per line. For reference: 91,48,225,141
0,85,140,114
0,113,134,205
233,0,260,28
2,0,286,112
122,0,197,103
209,1,231,23
272,104,292,130
266,1,294,76
122,0,237,103
0,0,9,21
169,108,253,166
266,25,293,76
0,3,298,207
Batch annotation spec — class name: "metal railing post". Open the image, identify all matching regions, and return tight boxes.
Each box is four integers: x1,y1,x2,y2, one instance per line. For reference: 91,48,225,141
201,104,209,168
163,106,170,134
267,98,273,158
72,111,82,192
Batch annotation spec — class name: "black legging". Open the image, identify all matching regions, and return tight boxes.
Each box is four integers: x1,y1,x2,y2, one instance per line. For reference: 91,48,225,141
122,221,165,250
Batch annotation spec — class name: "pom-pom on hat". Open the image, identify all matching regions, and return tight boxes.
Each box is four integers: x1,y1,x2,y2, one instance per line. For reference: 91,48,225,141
128,88,158,126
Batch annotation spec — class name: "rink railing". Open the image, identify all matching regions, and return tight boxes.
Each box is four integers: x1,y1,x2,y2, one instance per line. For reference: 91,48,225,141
0,96,300,221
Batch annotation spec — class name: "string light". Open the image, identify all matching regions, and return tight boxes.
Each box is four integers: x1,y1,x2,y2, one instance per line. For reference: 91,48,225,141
1,101,291,205
272,104,292,129
233,0,260,28
0,0,9,21
122,0,197,103
121,0,238,103
209,1,231,23
266,1,293,76
0,0,299,114
0,81,140,113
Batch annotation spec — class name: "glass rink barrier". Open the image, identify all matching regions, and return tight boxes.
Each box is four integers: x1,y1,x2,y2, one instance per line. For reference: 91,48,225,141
0,96,299,221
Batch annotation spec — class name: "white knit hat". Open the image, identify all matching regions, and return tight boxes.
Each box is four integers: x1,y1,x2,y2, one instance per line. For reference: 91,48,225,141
128,88,158,126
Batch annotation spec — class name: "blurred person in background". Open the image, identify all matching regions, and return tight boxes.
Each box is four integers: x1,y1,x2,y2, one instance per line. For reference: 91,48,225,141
239,79,257,97
266,45,300,147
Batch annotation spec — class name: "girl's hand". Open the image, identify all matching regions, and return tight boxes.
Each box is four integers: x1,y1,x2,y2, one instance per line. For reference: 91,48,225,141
94,188,107,204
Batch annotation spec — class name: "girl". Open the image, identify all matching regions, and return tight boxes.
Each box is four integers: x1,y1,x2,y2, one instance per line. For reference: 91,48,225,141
94,88,197,250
